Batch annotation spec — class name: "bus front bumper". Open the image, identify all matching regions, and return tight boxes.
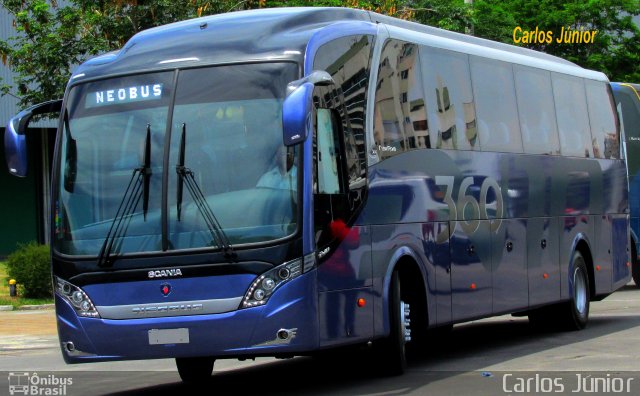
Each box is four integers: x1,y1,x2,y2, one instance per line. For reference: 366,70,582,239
56,272,318,363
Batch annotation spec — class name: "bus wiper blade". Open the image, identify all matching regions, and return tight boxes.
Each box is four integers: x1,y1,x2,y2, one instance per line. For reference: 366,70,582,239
175,124,237,262
97,129,151,267
142,124,152,220
176,123,186,221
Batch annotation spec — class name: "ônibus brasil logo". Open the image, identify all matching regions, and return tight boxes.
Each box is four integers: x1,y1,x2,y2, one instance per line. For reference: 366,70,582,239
8,372,73,395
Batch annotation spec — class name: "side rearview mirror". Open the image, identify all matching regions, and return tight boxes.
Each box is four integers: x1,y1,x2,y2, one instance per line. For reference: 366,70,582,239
4,99,62,177
282,70,334,146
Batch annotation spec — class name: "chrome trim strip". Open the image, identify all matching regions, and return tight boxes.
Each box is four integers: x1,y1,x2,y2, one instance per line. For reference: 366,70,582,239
96,297,243,319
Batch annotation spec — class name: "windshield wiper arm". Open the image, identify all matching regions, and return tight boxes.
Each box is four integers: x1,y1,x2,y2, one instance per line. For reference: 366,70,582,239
175,124,237,261
176,123,186,221
142,124,152,220
97,129,151,267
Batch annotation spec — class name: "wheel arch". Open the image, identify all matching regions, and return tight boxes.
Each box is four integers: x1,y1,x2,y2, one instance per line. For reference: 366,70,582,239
381,246,429,337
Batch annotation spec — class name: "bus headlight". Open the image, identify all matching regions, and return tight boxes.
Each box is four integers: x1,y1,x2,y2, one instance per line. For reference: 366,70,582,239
241,254,314,308
55,276,100,318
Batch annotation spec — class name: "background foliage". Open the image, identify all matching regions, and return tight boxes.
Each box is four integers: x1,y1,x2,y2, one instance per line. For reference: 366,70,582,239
1,0,638,108
5,242,52,298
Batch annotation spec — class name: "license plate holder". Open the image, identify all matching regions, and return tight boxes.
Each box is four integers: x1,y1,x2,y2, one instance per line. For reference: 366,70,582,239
148,328,190,345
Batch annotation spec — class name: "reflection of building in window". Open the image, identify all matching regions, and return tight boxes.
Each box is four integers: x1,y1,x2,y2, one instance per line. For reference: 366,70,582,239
435,76,457,149
374,40,429,159
421,47,478,151
313,34,373,187
464,102,477,147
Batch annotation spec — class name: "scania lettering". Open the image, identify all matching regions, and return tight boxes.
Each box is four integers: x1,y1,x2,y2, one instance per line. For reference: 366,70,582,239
148,269,183,278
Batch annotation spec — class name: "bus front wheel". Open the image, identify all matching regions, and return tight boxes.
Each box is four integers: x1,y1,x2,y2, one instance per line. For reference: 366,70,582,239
377,269,409,375
631,241,639,288
176,356,215,383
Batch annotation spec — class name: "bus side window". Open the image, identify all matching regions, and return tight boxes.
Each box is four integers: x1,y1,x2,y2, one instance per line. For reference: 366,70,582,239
317,108,344,194
552,73,593,158
585,80,620,159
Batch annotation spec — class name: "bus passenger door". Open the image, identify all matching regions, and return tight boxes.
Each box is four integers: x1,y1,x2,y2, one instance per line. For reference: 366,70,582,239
314,108,373,345
450,220,493,321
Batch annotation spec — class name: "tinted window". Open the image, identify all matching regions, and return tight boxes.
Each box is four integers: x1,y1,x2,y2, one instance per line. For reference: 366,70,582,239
585,80,619,159
373,40,427,160
513,65,560,155
313,35,372,189
470,56,523,153
552,73,593,157
421,47,477,150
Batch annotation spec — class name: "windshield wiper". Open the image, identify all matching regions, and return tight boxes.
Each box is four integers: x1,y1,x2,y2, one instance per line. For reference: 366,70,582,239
175,123,237,261
97,126,152,267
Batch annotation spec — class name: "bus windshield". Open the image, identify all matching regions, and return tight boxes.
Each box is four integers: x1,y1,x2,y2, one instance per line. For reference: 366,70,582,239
54,62,299,257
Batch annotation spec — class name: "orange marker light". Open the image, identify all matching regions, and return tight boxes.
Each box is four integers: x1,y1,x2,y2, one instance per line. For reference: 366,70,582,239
627,262,631,268
596,265,601,271
357,298,366,308
543,273,549,279
470,283,477,290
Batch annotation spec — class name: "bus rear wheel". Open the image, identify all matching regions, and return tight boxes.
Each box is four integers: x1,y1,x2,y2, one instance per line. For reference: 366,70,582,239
528,252,590,331
176,356,215,383
562,252,590,330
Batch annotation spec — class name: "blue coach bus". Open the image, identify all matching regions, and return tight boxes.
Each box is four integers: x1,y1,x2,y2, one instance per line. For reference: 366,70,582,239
4,7,629,381
611,82,640,286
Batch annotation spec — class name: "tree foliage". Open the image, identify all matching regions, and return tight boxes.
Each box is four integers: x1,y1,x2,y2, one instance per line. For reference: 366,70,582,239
0,0,105,107
473,0,640,82
6,241,52,298
0,0,638,108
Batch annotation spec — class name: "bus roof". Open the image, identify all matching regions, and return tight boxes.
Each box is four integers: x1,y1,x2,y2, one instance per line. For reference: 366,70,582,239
70,7,604,84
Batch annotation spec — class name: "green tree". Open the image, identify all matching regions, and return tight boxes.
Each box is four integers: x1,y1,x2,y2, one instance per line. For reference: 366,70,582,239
0,0,417,108
0,0,105,107
472,0,640,81
0,0,239,107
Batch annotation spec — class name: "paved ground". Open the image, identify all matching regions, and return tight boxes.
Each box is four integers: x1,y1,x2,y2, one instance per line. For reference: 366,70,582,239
0,308,57,336
0,308,59,357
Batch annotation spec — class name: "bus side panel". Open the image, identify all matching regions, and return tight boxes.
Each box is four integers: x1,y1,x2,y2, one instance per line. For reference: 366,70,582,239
450,220,492,321
611,214,631,290
593,215,613,295
317,225,374,346
422,221,452,326
527,217,561,307
318,288,374,346
492,218,528,314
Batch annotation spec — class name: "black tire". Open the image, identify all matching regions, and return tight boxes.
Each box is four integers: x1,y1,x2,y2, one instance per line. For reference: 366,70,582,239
176,357,215,383
631,242,640,288
377,270,408,376
561,252,590,330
